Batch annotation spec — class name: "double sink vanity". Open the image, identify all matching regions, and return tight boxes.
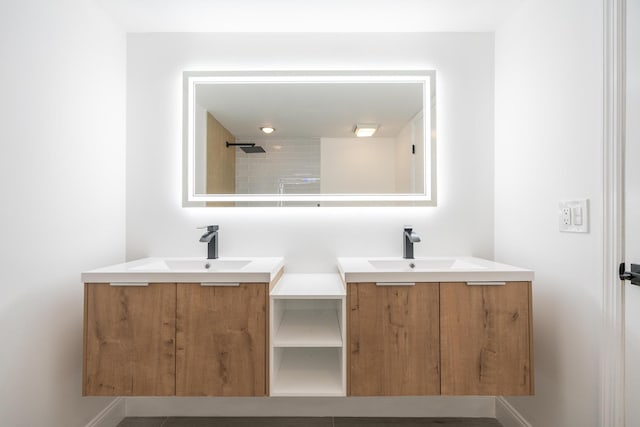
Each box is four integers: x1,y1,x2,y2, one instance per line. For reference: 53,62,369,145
82,252,534,398
81,70,534,399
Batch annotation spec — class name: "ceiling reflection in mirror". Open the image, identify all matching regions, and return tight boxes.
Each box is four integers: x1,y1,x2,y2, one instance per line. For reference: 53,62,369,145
183,71,435,206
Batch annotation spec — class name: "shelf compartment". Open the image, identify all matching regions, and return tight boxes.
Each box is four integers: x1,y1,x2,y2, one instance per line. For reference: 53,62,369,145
271,347,344,397
274,308,342,347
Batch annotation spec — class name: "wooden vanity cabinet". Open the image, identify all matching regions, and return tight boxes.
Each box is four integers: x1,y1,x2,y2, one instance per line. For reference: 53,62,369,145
440,281,534,396
347,282,440,396
176,283,268,396
83,282,268,397
84,279,532,397
83,283,176,396
347,281,534,397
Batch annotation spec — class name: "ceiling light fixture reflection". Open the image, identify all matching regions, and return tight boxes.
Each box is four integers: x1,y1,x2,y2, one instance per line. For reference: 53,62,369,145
260,126,275,134
354,124,378,137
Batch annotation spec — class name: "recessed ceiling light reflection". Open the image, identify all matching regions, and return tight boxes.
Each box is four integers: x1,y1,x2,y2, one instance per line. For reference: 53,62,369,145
260,126,275,134
354,124,378,137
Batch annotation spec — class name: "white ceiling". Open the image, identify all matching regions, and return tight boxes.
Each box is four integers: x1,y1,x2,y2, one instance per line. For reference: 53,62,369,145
96,0,524,33
196,82,423,139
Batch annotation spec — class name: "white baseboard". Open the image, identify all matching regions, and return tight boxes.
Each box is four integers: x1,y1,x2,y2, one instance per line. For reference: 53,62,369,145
125,396,495,417
495,397,532,427
85,398,125,427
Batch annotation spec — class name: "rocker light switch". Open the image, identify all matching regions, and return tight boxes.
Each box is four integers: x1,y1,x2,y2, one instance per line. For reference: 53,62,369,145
559,200,589,233
572,207,583,225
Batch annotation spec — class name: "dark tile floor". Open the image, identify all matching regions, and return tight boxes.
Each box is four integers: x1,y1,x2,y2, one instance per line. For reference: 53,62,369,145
117,417,503,427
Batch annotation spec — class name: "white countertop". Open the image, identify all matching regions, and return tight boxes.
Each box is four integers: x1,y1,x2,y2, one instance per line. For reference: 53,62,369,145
337,256,534,283
271,273,345,298
81,257,285,284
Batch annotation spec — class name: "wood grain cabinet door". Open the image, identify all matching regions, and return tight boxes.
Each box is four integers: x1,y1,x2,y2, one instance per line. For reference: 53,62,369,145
83,283,176,396
440,281,534,396
176,283,267,396
348,282,440,396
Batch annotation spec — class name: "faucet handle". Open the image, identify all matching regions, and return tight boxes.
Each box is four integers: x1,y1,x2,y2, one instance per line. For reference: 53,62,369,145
197,225,219,232
403,225,420,242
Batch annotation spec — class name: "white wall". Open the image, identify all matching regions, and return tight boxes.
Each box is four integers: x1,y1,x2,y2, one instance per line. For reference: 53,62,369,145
494,1,603,426
126,33,495,274
321,137,396,194
396,112,425,194
194,102,207,194
0,1,126,426
625,1,640,425
125,31,494,416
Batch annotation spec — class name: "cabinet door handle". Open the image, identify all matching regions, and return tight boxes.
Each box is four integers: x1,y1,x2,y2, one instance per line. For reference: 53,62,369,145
200,282,240,287
376,282,416,286
466,281,506,286
109,282,149,287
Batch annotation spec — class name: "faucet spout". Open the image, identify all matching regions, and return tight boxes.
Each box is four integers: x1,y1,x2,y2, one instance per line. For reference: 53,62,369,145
198,225,219,259
403,226,421,259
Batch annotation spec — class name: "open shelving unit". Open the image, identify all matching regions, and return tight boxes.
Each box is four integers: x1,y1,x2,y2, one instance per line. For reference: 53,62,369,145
273,308,342,347
270,273,346,397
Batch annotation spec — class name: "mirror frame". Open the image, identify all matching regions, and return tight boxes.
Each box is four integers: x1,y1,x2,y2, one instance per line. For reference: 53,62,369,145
182,70,436,207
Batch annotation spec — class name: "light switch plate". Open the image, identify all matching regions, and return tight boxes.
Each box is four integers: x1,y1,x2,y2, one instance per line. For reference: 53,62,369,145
559,199,589,233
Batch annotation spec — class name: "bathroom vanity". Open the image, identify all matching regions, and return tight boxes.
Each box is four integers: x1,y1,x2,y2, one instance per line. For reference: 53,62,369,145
339,257,534,397
82,257,284,397
82,256,534,397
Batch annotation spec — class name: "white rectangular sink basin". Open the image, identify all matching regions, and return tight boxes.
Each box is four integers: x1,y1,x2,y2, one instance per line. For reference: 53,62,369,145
368,258,487,271
81,257,284,284
129,259,251,272
337,257,534,283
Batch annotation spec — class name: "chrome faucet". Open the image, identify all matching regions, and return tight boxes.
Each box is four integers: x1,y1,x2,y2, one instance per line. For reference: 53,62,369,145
198,225,219,259
403,226,421,259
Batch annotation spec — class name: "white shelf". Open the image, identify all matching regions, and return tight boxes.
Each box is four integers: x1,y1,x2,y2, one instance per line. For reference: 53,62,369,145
271,348,344,396
269,273,346,397
271,273,345,298
274,309,342,347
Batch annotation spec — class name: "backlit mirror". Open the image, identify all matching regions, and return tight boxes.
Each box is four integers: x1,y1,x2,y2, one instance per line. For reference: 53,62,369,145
182,71,436,206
